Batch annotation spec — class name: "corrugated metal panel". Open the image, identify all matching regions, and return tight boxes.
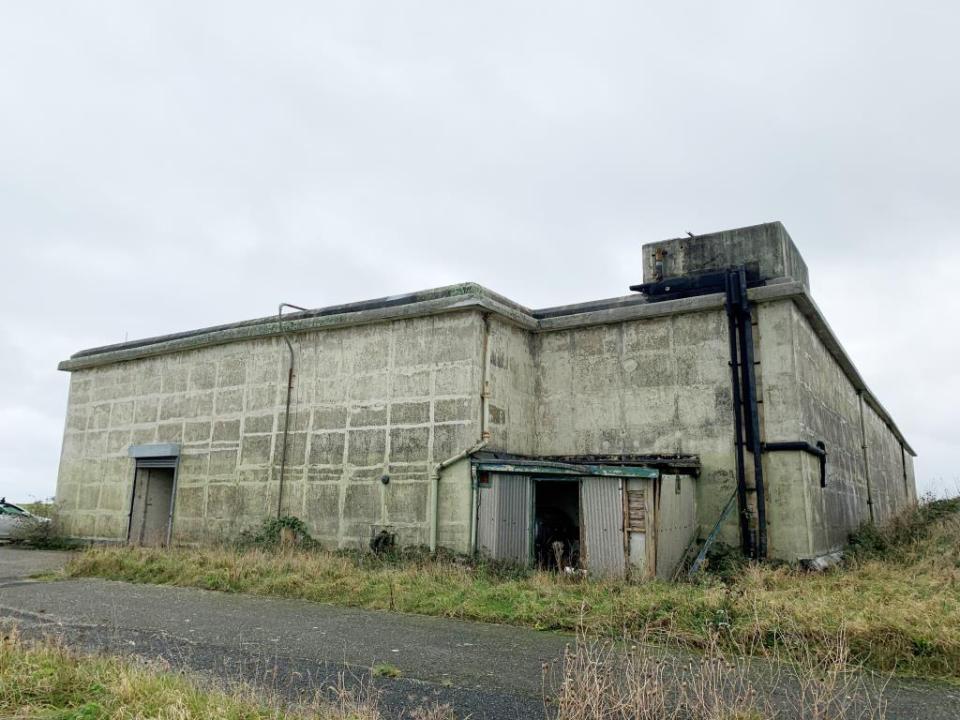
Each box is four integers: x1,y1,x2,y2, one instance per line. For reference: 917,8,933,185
477,474,530,565
134,456,178,469
477,478,499,558
655,474,698,580
497,475,531,565
581,478,626,577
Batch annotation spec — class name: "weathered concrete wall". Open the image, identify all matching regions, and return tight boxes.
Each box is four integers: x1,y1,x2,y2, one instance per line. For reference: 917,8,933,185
863,399,916,521
532,297,917,562
784,301,916,555
754,299,813,560
485,316,537,456
55,311,486,550
56,370,140,541
55,283,915,564
534,310,737,546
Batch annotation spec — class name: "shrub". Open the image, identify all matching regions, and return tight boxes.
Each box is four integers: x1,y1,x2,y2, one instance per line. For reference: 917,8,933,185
20,500,55,518
847,494,960,562
235,516,319,550
9,506,81,550
699,540,749,581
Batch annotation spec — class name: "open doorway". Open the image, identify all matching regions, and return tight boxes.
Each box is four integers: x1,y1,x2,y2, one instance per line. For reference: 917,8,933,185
533,479,581,570
128,467,175,546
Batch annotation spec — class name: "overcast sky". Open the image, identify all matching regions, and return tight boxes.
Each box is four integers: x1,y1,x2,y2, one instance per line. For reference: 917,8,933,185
2,2,958,503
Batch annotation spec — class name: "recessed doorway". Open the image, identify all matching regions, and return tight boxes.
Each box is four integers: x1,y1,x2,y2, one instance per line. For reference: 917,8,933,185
533,479,581,570
128,466,175,546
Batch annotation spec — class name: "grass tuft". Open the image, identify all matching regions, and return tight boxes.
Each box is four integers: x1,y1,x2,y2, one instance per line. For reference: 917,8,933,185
371,663,402,679
0,630,371,718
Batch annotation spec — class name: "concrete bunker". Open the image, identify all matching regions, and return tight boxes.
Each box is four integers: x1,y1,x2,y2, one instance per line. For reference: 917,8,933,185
53,221,917,569
473,455,698,579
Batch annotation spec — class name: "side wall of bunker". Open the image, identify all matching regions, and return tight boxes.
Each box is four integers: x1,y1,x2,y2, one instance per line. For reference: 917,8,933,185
55,311,486,551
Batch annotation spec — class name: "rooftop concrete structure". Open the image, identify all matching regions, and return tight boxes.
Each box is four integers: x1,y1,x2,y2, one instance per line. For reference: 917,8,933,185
642,221,810,290
54,222,916,574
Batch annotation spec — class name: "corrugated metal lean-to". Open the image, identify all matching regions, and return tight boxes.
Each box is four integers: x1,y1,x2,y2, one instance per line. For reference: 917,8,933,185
477,473,531,565
581,478,626,577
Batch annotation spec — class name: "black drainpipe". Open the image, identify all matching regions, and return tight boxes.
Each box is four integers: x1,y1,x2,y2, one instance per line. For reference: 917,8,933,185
724,271,753,558
276,302,308,519
725,267,768,559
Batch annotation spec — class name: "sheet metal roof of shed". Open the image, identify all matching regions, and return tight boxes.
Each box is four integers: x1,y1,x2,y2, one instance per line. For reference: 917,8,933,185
473,457,661,479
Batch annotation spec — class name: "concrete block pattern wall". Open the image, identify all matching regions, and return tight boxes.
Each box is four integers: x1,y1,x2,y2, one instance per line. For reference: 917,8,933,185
486,317,537,456
55,284,916,563
535,310,738,546
789,302,915,555
56,311,484,549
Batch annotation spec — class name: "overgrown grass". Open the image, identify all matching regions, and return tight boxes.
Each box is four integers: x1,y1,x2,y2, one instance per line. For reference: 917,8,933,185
64,498,960,683
549,626,888,719
1,629,883,720
0,631,389,719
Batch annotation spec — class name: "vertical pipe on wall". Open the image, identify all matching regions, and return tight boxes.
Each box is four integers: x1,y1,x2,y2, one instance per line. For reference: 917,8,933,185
857,391,875,523
900,444,911,502
276,303,309,519
471,313,493,552
723,267,768,560
469,462,481,552
431,440,488,551
724,272,753,558
735,268,768,560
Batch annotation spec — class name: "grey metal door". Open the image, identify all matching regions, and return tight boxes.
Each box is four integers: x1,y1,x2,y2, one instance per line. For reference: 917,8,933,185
128,468,150,544
477,473,531,565
128,468,174,546
581,477,626,577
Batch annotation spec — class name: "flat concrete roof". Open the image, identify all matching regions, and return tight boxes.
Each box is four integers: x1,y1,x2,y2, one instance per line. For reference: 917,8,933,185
59,280,915,455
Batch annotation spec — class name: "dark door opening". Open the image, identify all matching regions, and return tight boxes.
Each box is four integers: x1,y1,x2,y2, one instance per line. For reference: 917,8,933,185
128,467,175,546
534,479,581,570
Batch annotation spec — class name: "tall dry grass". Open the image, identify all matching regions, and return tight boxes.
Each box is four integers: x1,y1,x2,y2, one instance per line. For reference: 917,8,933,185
548,626,888,720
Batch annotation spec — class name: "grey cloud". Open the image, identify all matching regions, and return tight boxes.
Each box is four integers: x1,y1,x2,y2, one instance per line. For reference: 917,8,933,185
1,1,958,499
